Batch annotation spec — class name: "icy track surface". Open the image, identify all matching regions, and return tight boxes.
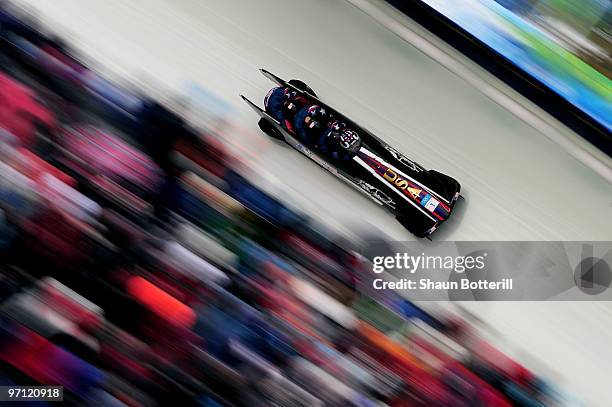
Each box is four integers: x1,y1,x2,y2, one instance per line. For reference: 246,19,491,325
16,0,612,405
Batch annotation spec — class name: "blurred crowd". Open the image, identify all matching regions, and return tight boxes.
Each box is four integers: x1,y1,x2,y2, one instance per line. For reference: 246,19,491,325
0,4,582,407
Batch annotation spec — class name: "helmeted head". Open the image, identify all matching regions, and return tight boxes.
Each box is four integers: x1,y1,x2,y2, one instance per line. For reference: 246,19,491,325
329,120,344,131
303,105,328,131
332,128,361,155
281,88,299,118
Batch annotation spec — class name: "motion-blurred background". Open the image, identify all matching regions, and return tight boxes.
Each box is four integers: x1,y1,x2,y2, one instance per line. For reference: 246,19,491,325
395,0,611,136
1,0,611,406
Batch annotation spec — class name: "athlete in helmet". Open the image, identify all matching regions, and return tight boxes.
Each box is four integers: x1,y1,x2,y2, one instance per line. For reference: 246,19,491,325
316,120,362,160
263,87,306,129
292,104,329,144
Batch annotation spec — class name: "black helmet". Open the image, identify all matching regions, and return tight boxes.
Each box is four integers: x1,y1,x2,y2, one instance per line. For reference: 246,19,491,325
304,105,328,130
332,129,361,155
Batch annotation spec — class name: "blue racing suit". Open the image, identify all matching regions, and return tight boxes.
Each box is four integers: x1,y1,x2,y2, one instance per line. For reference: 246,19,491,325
294,113,353,161
263,87,285,123
292,105,317,144
264,87,308,132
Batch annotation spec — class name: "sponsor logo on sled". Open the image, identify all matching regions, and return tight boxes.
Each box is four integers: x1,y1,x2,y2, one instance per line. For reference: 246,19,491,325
357,180,396,208
383,145,423,172
421,194,439,212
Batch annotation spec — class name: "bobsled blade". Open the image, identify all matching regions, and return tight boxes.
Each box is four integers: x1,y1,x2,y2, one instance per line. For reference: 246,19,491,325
260,69,284,87
240,94,282,126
